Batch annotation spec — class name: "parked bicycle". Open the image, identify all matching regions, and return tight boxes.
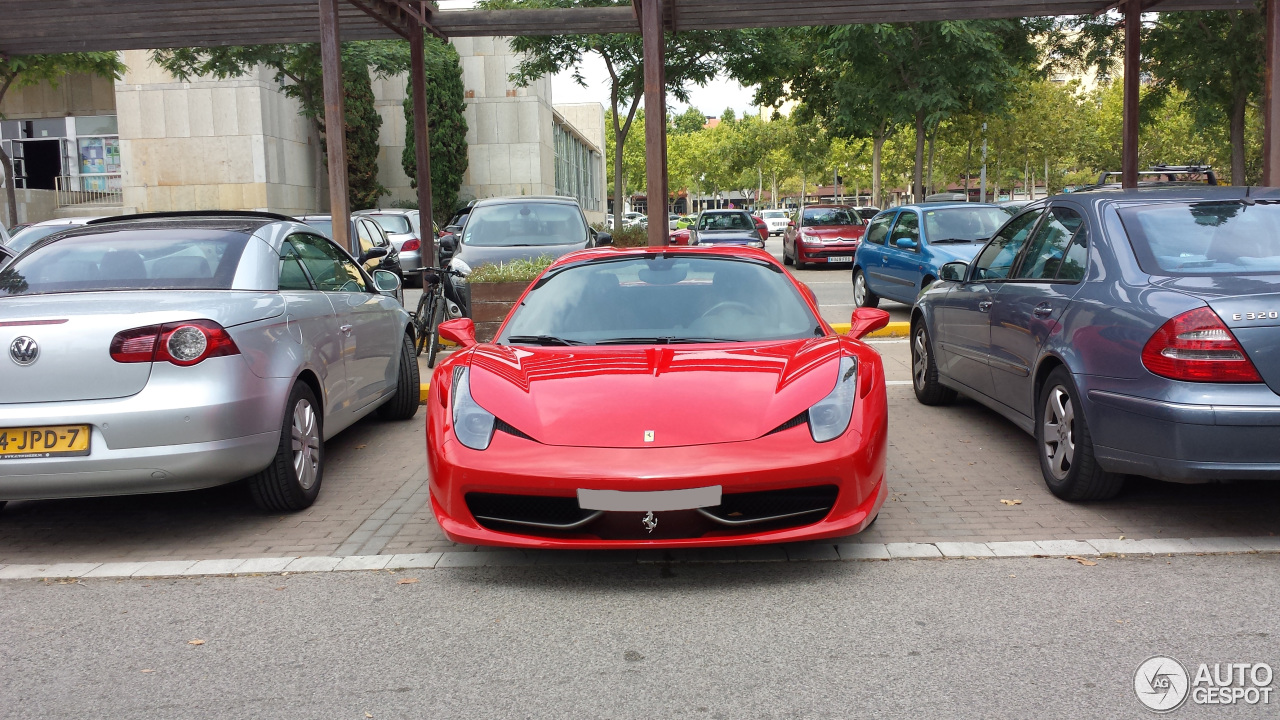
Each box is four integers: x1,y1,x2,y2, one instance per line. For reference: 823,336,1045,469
411,266,465,367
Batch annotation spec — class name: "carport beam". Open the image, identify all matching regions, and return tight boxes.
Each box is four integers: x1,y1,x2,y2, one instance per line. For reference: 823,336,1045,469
410,28,436,264
1265,0,1280,186
319,0,354,254
639,0,669,246
1121,0,1140,189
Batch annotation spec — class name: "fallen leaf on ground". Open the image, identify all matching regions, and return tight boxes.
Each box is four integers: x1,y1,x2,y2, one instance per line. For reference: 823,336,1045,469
999,499,1022,506
1118,535,1125,540
274,586,285,591
140,669,154,673
366,713,373,718
188,639,205,646
1066,555,1098,566
396,577,419,585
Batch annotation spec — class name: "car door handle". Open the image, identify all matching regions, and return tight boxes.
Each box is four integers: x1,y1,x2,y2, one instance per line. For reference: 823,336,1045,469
1033,304,1054,318
339,324,353,335
978,301,993,312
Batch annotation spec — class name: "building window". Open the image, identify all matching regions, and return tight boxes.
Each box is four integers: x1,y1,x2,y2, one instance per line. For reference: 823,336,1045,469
554,122,600,212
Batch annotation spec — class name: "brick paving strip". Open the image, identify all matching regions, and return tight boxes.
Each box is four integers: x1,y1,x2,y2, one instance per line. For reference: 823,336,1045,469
2,536,1279,579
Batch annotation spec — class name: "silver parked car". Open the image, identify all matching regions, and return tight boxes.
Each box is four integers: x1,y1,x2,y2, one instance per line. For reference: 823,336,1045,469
0,211,420,512
356,208,429,283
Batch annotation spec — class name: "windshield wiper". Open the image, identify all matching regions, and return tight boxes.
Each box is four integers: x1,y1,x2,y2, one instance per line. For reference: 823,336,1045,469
930,237,987,244
504,335,587,346
595,336,737,345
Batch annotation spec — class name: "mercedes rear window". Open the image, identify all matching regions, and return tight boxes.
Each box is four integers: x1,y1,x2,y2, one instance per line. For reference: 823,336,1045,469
1,229,249,296
1119,201,1280,275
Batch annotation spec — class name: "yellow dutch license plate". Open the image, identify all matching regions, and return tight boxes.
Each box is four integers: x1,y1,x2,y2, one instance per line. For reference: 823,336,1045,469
0,425,91,459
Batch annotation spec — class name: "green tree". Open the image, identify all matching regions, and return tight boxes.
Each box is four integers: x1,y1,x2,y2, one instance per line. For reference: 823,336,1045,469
485,0,755,229
604,108,647,203
0,53,125,226
153,42,409,211
671,107,707,135
401,33,469,225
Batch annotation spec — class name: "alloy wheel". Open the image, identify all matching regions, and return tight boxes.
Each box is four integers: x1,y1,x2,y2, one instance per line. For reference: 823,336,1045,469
1042,386,1075,481
291,398,321,490
912,327,929,390
854,273,867,306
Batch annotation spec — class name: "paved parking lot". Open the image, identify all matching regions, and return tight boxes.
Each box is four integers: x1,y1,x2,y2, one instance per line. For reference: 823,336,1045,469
2,237,1279,566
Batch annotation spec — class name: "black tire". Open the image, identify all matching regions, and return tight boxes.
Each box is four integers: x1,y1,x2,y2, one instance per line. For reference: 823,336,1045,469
853,268,880,309
911,321,957,406
425,299,443,368
378,333,422,421
1036,366,1125,501
248,382,324,512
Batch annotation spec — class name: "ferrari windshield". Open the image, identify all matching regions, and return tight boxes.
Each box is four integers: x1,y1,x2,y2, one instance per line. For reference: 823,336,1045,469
1,230,249,296
499,255,821,345
462,202,588,247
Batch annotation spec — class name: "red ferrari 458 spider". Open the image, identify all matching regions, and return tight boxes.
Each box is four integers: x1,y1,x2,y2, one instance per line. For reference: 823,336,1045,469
426,246,890,549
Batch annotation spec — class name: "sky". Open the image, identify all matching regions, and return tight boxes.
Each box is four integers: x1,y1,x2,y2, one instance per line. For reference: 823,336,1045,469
436,0,760,119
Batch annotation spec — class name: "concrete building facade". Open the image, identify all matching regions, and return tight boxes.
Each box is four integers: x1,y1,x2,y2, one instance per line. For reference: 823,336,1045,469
1,40,605,226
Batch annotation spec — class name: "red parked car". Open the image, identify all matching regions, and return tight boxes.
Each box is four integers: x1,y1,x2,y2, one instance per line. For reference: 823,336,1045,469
669,227,692,245
782,205,866,269
751,215,769,242
426,246,891,549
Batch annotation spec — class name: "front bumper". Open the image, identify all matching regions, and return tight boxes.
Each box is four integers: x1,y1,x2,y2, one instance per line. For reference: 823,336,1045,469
427,392,888,549
1087,383,1280,482
798,244,859,264
0,356,289,499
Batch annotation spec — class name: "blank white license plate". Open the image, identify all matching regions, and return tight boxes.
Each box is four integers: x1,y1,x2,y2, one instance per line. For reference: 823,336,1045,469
826,255,852,263
577,486,722,512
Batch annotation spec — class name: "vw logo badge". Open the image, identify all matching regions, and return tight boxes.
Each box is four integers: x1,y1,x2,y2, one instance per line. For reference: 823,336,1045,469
9,336,39,366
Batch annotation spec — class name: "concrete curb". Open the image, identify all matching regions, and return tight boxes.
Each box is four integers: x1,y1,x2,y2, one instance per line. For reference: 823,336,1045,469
1,536,1275,580
831,321,909,338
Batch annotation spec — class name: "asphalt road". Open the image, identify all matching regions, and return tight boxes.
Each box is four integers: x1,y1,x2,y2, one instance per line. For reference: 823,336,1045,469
4,554,1277,719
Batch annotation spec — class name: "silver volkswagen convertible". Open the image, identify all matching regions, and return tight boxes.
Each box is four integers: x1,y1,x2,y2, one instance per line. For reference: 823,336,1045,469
0,211,420,512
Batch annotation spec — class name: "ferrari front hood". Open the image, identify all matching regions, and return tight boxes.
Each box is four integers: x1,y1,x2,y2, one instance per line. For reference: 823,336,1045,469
466,338,844,448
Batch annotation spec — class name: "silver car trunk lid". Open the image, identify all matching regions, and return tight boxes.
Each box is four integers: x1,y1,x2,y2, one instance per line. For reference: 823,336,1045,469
0,291,283,403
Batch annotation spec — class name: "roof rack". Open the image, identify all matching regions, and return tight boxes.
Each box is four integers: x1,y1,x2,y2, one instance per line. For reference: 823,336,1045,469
1094,165,1218,186
86,210,297,225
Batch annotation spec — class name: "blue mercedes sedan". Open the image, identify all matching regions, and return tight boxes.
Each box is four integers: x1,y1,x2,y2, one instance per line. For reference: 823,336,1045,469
852,203,1009,308
911,187,1280,500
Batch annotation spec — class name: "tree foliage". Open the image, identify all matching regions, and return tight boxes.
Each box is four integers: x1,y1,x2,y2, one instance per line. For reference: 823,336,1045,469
401,33,469,225
0,52,125,226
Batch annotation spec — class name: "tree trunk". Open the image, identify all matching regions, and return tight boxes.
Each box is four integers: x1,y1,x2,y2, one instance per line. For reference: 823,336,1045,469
771,171,777,208
965,137,972,198
872,133,885,208
0,143,17,227
800,174,806,213
926,123,937,196
913,110,925,203
1045,157,1050,196
613,124,626,232
1231,89,1247,185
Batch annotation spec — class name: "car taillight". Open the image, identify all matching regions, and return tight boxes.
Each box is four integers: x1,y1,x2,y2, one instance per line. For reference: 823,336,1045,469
402,239,421,252
1141,307,1262,383
110,320,240,366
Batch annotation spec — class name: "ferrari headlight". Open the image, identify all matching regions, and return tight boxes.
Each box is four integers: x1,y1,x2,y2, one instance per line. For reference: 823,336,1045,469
808,356,858,443
451,366,495,450
449,257,472,277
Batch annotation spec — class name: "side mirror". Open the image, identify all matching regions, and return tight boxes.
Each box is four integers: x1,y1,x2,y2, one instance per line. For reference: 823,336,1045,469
372,269,402,304
438,318,477,348
360,246,389,263
439,235,456,253
849,307,891,340
940,261,968,282
893,238,918,251
596,232,613,246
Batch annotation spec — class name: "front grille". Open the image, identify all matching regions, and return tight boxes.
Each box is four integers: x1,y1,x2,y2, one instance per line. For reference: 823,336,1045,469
467,493,600,530
698,485,839,527
466,485,837,539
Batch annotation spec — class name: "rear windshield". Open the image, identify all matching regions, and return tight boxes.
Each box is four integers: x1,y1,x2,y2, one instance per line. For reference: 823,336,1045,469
1119,201,1280,275
499,255,821,345
7,225,71,254
369,215,412,234
801,208,862,227
698,212,754,231
301,219,334,238
462,202,587,247
1,229,249,296
922,207,1009,243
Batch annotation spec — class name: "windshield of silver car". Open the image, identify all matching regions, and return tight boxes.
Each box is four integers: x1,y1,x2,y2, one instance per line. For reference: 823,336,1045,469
461,203,587,247
1,230,249,296
1120,200,1280,275
498,256,822,345
921,207,1010,243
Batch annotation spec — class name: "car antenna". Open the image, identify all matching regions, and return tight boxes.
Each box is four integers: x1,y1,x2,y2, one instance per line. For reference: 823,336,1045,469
1244,184,1255,206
